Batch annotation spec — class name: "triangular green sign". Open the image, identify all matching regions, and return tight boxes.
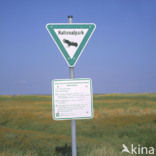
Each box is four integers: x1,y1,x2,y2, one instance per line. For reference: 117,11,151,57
46,23,96,67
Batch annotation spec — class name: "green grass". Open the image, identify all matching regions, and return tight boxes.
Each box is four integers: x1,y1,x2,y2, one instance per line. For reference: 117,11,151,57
0,94,156,156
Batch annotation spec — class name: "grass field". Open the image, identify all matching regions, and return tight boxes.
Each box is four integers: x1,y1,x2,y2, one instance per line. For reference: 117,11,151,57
0,94,156,156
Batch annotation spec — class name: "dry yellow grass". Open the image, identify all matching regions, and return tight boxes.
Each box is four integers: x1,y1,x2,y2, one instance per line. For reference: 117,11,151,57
0,94,156,156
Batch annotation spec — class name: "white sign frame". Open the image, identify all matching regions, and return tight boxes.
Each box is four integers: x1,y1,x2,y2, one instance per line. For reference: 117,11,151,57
52,78,94,120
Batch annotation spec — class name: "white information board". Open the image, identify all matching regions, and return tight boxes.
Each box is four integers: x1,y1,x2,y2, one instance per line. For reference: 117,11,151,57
52,78,93,120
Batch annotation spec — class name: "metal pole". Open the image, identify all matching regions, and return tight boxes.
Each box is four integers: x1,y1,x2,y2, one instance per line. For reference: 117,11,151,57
68,15,77,156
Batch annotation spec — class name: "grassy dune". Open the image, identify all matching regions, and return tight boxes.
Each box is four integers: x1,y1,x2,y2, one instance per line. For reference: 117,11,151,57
0,94,156,156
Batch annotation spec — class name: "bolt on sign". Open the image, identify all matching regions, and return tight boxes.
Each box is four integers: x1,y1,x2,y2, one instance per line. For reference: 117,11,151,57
46,24,96,67
52,78,93,120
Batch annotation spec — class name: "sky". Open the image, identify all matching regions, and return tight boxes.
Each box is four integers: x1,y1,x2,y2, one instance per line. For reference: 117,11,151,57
0,0,156,95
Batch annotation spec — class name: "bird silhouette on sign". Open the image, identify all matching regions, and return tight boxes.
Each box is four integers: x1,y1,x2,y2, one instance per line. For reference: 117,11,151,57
63,39,78,47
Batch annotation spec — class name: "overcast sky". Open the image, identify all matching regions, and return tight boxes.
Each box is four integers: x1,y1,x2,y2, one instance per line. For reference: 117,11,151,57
0,0,156,95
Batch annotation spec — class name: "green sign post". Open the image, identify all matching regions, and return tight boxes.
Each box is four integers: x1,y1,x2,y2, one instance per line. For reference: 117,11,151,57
46,16,96,156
